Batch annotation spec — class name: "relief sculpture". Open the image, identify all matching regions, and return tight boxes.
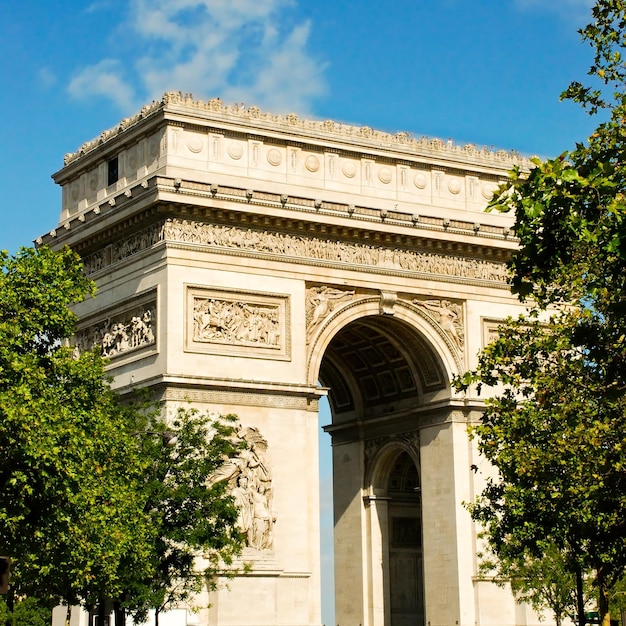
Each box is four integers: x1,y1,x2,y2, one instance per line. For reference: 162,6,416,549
84,218,510,285
193,297,280,348
413,299,464,350
209,426,275,551
306,286,355,340
74,304,156,358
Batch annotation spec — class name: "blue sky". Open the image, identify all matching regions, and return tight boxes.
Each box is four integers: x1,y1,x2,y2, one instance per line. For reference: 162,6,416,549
0,1,601,623
1,0,601,256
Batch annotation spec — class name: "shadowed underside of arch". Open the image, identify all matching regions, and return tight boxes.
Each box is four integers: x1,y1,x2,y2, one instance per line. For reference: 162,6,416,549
318,315,449,422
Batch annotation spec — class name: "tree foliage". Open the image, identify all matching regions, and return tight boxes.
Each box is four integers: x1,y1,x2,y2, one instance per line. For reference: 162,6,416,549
479,540,593,626
0,246,154,608
122,408,245,625
0,246,244,623
455,2,626,626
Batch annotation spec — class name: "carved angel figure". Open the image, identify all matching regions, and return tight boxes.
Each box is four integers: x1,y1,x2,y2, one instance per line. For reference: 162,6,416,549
415,299,464,349
306,286,355,339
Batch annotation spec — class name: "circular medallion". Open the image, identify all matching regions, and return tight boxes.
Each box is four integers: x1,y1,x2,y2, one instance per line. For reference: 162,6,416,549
378,167,392,184
89,173,98,192
481,183,496,199
127,148,138,170
187,136,203,154
413,172,427,189
305,154,320,172
267,149,282,166
342,161,357,179
448,178,462,195
227,142,244,160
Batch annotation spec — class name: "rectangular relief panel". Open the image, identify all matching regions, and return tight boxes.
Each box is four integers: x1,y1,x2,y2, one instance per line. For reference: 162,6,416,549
185,286,291,360
74,288,158,365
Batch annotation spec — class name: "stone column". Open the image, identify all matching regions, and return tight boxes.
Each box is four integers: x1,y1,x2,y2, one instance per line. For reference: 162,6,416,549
420,418,476,626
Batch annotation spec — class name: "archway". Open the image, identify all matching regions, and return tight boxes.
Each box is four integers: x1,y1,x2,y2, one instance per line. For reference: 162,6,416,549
313,309,453,626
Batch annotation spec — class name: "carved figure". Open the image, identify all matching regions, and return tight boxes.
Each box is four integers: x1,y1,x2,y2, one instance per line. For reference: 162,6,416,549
306,286,355,339
415,299,464,349
208,425,275,551
232,475,255,543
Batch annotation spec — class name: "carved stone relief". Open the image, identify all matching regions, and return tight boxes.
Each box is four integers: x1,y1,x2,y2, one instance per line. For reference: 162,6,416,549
193,298,280,347
413,298,464,350
83,218,510,286
74,298,156,359
186,287,290,359
305,286,355,341
209,425,275,552
482,318,503,347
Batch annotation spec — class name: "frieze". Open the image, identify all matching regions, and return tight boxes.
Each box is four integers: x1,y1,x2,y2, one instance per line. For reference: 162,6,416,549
83,218,509,287
186,287,290,360
74,298,156,359
159,387,316,410
64,92,530,171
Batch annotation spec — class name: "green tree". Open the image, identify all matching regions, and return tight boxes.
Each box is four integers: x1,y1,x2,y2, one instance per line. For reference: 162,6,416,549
0,246,157,611
455,2,626,626
479,540,593,626
0,246,244,625
0,596,51,626
121,408,245,626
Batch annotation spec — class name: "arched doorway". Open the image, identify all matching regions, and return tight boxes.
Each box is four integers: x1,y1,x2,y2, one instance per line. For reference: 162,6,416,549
312,306,455,626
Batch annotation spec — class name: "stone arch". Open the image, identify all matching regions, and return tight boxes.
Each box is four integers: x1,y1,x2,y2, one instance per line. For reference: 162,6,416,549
366,438,421,498
307,295,462,422
364,442,426,626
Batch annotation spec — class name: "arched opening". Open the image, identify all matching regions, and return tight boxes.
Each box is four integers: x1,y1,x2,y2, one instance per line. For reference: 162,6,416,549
313,310,452,626
386,451,424,626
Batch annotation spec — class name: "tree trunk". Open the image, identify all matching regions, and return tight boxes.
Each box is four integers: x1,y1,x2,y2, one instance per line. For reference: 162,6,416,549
155,608,160,626
598,568,611,626
113,601,125,626
96,599,106,626
577,564,586,626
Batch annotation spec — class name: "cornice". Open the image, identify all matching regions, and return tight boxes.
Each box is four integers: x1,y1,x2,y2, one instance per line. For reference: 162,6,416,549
39,175,516,255
61,91,531,173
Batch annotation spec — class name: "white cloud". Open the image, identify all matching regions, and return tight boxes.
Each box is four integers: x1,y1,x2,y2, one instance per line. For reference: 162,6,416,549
66,0,326,116
37,67,57,90
515,0,594,22
67,59,136,111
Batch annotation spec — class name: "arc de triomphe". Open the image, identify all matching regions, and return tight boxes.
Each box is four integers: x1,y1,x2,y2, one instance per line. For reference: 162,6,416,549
43,92,533,626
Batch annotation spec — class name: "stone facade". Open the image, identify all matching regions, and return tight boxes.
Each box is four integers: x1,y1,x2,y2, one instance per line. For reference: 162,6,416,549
43,92,543,626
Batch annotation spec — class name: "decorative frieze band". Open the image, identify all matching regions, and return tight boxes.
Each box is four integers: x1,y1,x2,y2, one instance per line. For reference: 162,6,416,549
159,387,316,411
83,218,509,286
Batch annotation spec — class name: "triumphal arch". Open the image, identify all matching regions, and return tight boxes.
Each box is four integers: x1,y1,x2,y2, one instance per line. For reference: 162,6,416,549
43,92,532,626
